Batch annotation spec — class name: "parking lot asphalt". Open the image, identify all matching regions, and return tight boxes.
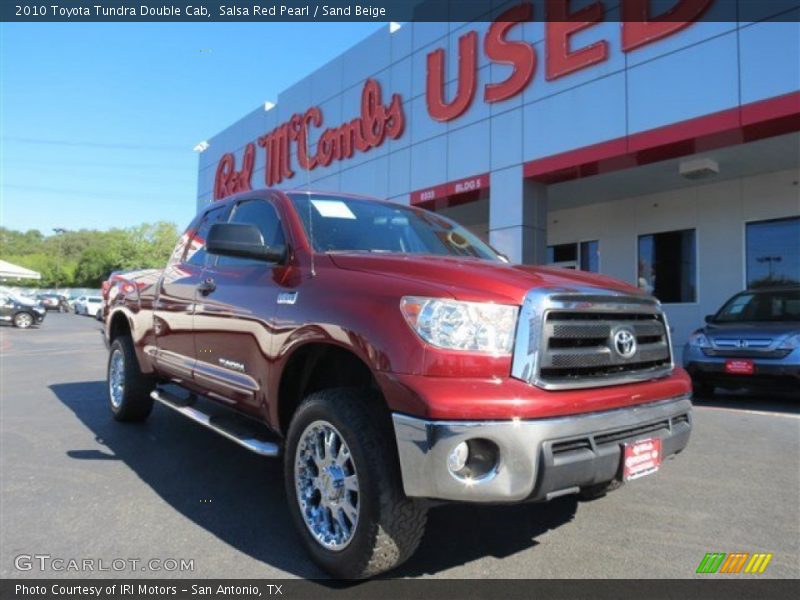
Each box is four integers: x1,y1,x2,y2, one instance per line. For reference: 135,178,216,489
1,313,798,579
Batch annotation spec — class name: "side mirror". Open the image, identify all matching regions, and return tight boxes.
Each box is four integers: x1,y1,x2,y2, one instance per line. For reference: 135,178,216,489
704,314,715,324
206,223,285,263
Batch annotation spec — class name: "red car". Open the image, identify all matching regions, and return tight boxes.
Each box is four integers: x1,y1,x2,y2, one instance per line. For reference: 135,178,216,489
105,190,692,578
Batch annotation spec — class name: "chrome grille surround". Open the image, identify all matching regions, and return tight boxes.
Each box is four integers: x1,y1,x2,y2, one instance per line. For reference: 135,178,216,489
511,287,674,390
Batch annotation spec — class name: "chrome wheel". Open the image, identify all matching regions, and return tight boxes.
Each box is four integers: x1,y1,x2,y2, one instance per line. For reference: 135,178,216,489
14,313,33,328
294,420,360,551
108,348,125,409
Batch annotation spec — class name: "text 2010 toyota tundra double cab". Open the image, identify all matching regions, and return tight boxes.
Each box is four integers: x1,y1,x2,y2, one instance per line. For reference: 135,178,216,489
105,189,692,578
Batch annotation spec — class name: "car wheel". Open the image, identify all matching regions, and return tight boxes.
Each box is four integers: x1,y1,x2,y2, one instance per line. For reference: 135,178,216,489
284,388,427,579
13,312,34,329
96,309,103,321
107,336,155,422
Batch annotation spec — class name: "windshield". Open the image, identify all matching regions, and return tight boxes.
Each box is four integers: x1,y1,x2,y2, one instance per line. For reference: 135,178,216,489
289,193,502,262
713,289,800,323
88,296,102,302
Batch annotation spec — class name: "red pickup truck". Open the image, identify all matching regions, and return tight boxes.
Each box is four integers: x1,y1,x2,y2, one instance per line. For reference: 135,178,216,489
105,189,692,578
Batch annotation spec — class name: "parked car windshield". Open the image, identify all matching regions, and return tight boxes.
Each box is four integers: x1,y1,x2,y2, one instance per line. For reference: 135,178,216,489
289,193,502,261
713,289,800,323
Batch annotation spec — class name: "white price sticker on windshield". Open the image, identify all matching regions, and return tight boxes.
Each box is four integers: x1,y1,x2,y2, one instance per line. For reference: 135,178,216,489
311,200,356,219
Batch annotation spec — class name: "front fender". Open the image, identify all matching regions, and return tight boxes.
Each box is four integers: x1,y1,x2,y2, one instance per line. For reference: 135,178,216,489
107,305,156,374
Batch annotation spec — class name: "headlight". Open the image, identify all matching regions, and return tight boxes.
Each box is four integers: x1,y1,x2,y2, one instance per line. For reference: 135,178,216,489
33,307,45,314
400,296,519,355
688,331,711,348
778,334,800,350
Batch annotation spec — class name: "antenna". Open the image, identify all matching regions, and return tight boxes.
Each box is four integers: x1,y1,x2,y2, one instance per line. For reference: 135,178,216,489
307,189,316,277
304,128,316,278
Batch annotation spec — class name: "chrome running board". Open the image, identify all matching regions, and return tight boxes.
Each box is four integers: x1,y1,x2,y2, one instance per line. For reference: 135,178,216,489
150,389,280,457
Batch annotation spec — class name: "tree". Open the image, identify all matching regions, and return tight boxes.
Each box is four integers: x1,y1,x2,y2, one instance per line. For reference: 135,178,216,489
0,222,179,288
0,228,45,256
74,246,118,287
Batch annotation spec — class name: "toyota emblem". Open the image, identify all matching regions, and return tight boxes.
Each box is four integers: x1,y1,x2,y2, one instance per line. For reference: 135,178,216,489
613,328,637,359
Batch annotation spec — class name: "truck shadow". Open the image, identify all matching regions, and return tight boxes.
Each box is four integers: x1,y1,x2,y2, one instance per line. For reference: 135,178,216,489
392,498,578,578
50,381,577,580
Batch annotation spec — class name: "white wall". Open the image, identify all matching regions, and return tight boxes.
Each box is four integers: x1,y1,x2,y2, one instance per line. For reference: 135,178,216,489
546,168,800,351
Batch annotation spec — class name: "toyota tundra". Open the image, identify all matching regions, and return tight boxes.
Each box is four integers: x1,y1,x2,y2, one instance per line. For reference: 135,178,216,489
104,189,692,578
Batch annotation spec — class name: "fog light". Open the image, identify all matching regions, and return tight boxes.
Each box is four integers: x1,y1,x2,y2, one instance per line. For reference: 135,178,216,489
448,442,469,474
447,439,500,483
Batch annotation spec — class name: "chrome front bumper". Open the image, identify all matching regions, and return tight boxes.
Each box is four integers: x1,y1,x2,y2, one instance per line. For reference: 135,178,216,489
392,395,692,503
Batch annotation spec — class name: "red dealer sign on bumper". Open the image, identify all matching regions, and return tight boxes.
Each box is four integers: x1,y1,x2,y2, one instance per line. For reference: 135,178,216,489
623,437,662,481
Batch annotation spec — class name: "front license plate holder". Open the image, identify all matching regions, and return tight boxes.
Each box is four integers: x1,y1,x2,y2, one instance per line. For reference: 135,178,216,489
622,437,662,481
725,359,754,375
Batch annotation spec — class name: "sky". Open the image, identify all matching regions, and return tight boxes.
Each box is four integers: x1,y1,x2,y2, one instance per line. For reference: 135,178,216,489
0,22,385,235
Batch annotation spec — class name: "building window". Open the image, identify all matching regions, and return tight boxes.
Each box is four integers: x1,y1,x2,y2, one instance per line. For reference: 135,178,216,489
638,229,696,303
746,217,800,289
547,241,599,272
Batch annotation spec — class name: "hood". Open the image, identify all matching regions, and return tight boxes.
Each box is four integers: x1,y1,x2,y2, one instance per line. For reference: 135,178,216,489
13,296,40,307
704,321,800,340
328,253,642,304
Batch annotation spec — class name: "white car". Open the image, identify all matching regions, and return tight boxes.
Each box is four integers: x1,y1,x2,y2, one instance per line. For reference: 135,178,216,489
75,296,103,318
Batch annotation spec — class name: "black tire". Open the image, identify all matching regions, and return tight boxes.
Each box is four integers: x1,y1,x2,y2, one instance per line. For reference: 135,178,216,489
13,312,34,329
96,309,103,321
284,388,427,579
107,336,154,422
692,379,714,398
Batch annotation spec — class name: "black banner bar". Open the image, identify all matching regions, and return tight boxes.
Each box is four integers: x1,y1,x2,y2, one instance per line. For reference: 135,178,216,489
2,579,800,600
2,0,800,23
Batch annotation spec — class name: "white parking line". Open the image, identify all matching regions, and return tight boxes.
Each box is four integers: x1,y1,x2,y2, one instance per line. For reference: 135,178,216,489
694,405,800,419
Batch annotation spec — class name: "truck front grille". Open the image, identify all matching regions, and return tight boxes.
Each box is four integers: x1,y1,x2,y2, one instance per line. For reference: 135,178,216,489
540,311,671,381
511,289,674,390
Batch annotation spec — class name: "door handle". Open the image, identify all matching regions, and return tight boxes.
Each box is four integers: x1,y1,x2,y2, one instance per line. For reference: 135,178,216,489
197,277,216,295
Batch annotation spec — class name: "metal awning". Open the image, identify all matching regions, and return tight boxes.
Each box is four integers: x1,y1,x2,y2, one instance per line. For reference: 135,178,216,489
0,259,41,280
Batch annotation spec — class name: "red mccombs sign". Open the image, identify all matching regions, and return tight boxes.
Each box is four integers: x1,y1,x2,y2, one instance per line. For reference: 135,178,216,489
214,0,711,199
214,79,403,198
